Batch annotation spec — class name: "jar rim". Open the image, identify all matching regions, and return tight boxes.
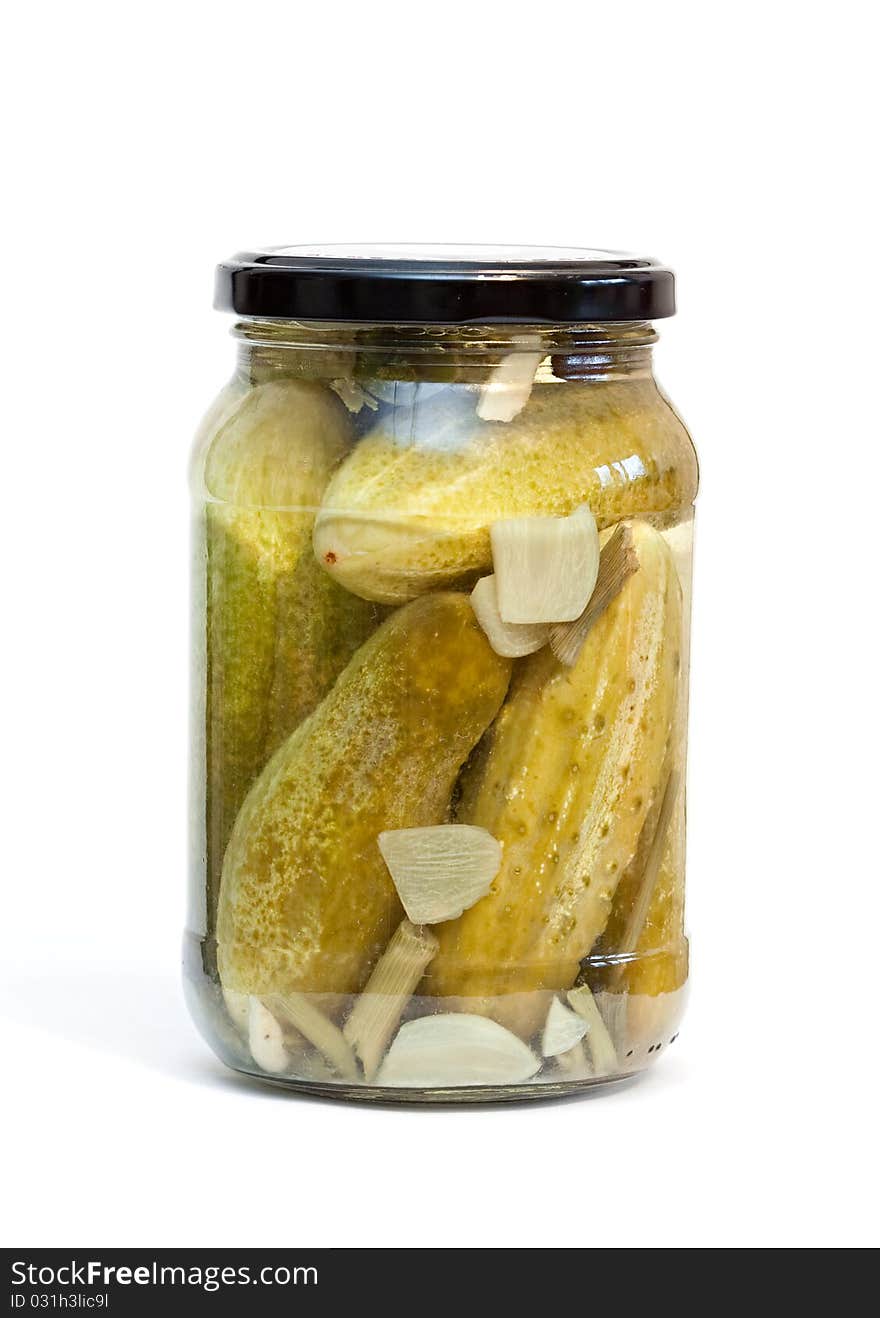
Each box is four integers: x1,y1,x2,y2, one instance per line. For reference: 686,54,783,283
215,244,675,325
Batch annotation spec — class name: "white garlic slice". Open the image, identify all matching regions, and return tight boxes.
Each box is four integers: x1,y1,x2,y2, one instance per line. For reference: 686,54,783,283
247,998,289,1074
377,1014,540,1087
541,996,589,1058
476,340,544,423
470,575,549,657
329,378,380,414
490,506,600,624
378,824,501,924
566,985,619,1077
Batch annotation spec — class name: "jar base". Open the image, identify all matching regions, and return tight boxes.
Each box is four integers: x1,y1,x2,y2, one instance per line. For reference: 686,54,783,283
184,933,684,1103
226,1064,641,1105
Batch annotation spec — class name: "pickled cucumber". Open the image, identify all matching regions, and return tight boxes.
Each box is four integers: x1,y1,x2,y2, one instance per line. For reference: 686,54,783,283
194,379,380,972
591,781,688,1000
217,593,512,998
427,523,681,1035
314,379,697,603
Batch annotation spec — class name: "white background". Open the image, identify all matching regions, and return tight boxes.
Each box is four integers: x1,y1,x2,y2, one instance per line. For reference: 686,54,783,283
1,0,877,1250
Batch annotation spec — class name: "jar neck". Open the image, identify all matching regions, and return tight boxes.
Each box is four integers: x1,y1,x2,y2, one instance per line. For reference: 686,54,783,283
231,319,658,385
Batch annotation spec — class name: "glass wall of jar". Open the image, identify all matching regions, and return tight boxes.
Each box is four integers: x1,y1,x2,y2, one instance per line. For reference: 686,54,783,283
184,247,698,1101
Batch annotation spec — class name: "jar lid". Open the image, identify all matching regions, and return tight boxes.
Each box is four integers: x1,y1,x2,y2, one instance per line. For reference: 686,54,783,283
214,244,675,325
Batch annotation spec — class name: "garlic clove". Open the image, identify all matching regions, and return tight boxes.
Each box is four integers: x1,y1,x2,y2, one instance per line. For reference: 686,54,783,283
470,575,549,657
491,506,600,624
377,824,502,925
247,998,289,1074
566,985,619,1077
377,1013,540,1087
329,378,380,414
476,339,544,423
541,996,589,1058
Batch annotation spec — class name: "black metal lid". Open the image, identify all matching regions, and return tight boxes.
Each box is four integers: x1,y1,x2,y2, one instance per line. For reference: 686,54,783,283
214,244,675,325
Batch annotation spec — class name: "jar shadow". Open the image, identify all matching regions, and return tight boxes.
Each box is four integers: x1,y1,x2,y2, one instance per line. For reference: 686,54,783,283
0,964,224,1086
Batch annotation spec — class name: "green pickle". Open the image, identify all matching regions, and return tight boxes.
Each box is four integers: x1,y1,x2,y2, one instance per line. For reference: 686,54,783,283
194,379,381,970
314,378,697,603
428,523,681,1036
216,593,511,997
587,750,689,1051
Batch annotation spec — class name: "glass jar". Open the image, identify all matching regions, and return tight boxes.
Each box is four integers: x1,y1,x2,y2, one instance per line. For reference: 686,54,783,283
184,246,698,1102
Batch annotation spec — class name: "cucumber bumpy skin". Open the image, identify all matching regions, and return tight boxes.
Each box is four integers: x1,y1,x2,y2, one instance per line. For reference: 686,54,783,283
590,775,688,1001
192,379,381,972
426,522,682,1036
216,594,512,998
313,379,697,604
